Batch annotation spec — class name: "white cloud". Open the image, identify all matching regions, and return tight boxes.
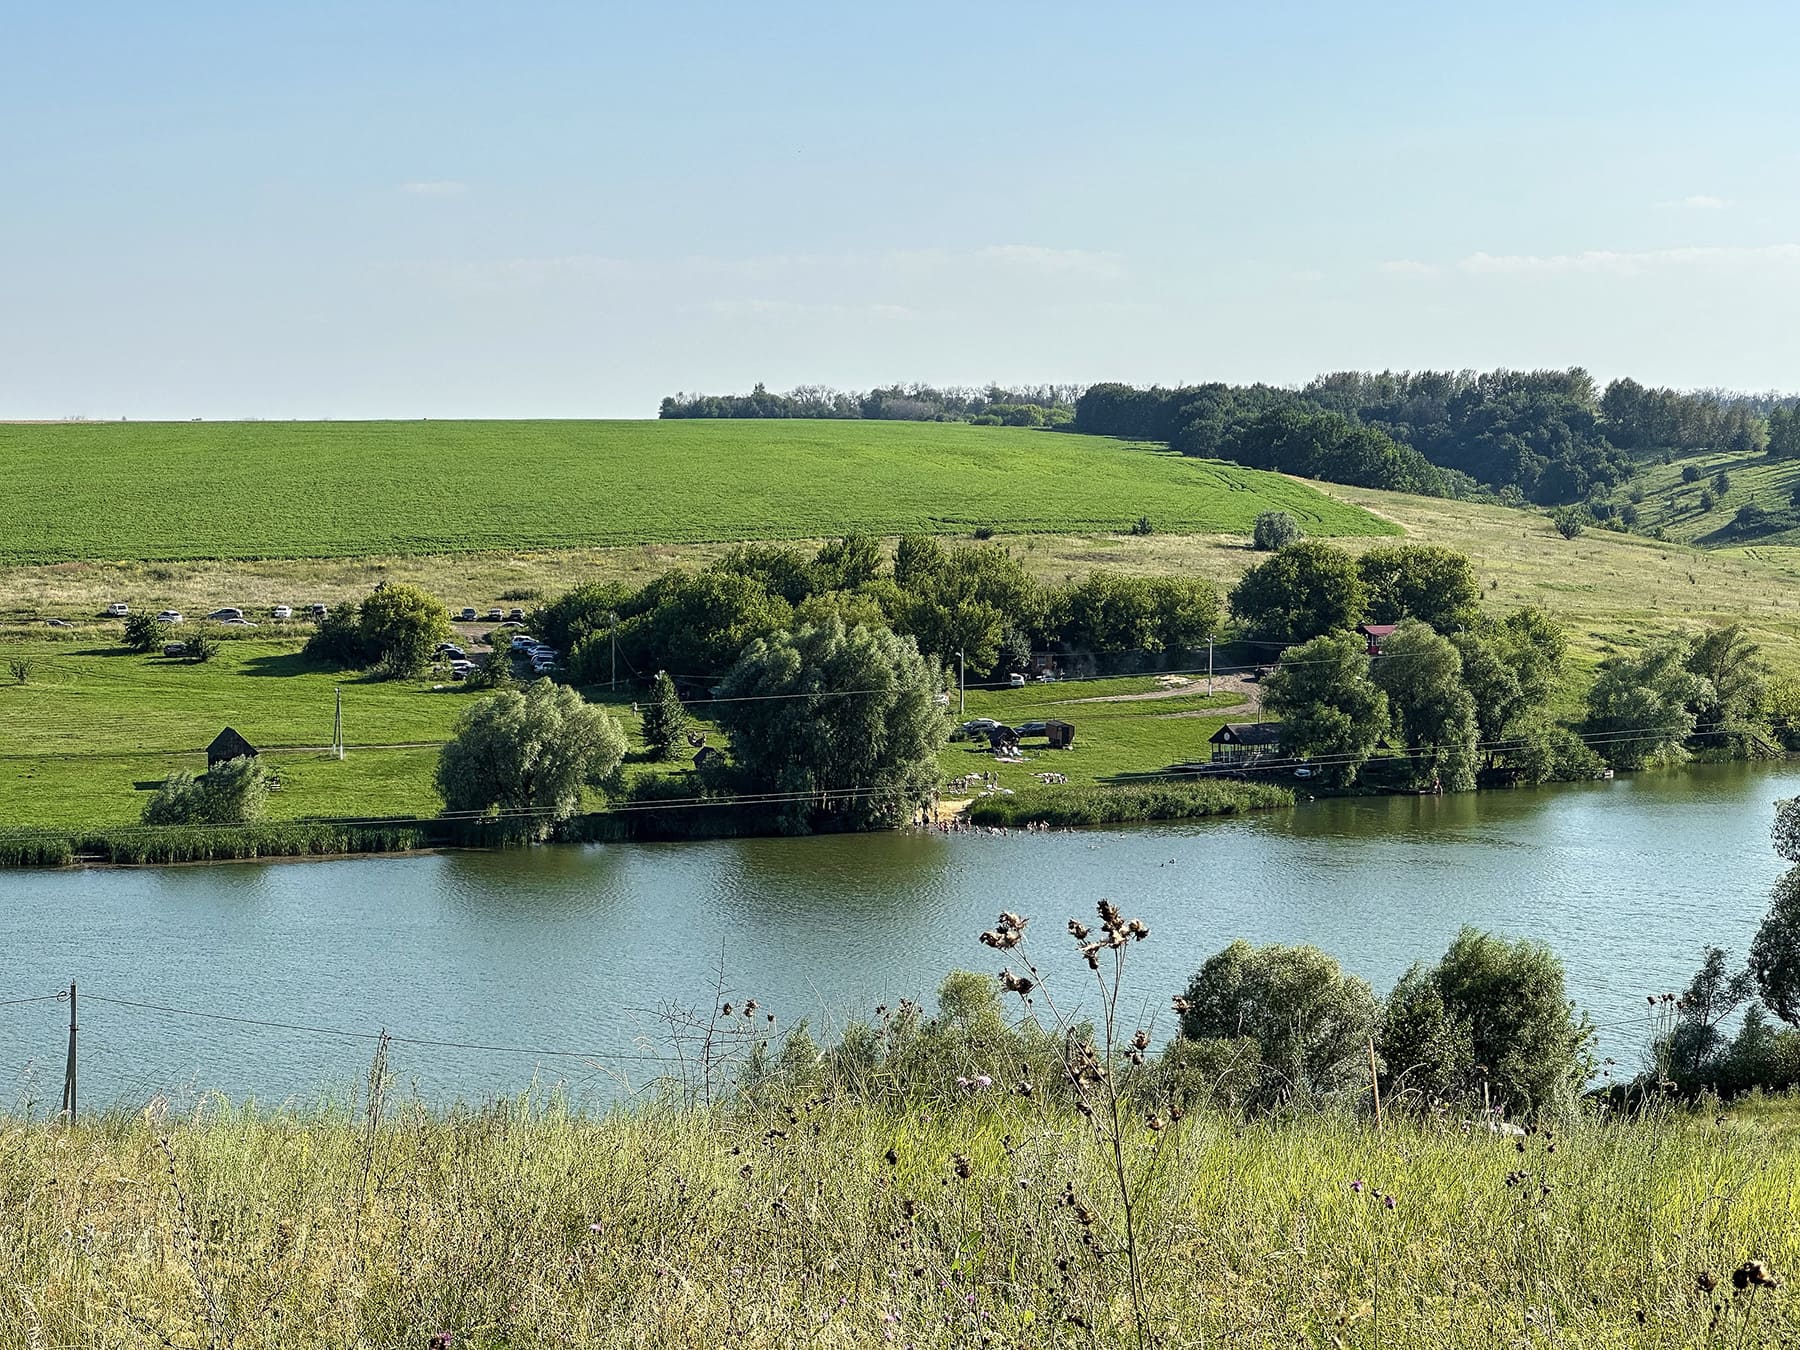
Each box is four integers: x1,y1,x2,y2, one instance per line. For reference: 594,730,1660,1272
1382,243,1800,278
398,180,469,197
1671,194,1729,210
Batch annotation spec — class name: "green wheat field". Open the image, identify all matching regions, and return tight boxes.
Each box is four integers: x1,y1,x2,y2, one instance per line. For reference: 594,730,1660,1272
0,419,1392,564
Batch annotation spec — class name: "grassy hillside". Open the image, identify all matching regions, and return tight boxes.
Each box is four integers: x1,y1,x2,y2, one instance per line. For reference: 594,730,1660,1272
0,419,1389,564
1613,449,1800,546
9,1099,1799,1347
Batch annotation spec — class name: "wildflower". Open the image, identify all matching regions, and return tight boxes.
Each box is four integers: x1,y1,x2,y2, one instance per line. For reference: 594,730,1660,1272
429,1336,454,1350
1383,1194,1396,1210
722,1003,732,1016
1733,1260,1779,1290
1697,1271,1718,1294
587,1222,603,1234
1349,1179,1365,1193
1132,1029,1150,1051
951,1154,972,1180
1171,995,1191,1014
1068,919,1090,940
973,1074,993,1090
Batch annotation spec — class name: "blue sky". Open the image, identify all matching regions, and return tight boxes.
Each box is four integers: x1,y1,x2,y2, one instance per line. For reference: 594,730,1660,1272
4,1,1799,418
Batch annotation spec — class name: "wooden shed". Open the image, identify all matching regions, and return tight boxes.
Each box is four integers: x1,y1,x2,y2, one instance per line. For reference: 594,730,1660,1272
1208,722,1283,764
207,727,258,768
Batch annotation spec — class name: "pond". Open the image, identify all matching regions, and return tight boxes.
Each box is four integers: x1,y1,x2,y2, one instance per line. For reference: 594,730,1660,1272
3,761,1795,1109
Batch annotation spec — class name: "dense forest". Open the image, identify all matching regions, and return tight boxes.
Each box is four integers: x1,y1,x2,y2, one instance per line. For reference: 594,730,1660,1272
664,371,1799,506
1076,369,1798,504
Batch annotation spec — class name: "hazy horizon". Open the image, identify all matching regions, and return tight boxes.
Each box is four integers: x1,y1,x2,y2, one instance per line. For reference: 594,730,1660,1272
7,1,1800,421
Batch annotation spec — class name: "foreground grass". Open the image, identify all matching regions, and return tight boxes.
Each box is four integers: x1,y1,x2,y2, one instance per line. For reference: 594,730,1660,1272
5,1097,1796,1348
0,419,1388,565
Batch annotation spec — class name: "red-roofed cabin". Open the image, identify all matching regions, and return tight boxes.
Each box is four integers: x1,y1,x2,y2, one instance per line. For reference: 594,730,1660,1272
1357,623,1398,656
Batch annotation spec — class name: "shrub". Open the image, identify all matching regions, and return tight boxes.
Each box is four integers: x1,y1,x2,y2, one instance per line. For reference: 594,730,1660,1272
7,658,32,684
1251,509,1303,551
971,525,996,540
142,755,272,826
1176,940,1380,1107
304,601,370,667
1682,464,1702,484
123,613,168,652
1380,928,1593,1114
184,630,218,663
1550,506,1586,539
1129,515,1155,536
1698,489,1717,512
359,583,451,677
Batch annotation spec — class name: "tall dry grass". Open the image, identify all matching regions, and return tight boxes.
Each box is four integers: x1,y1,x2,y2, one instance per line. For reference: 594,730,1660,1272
3,1087,1796,1348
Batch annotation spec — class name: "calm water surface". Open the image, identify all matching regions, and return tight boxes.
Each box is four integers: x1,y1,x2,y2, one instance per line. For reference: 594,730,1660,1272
3,761,1795,1108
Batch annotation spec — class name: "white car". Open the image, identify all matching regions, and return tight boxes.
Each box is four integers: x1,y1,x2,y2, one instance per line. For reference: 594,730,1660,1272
220,617,259,627
209,607,244,621
510,635,538,651
157,610,183,624
271,605,292,620
105,602,130,617
1008,673,1027,688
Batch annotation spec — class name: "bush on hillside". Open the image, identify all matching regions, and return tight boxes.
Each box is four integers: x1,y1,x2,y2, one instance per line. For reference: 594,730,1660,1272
1251,509,1303,551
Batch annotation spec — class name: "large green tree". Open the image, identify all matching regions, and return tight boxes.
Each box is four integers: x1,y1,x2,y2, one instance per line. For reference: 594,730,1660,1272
436,680,628,820
714,618,947,833
359,583,452,676
1686,623,1770,747
1356,544,1480,633
641,670,689,760
1750,800,1800,1027
610,570,793,679
1584,638,1711,769
889,536,1041,676
1228,541,1367,644
1372,619,1480,792
1259,631,1388,787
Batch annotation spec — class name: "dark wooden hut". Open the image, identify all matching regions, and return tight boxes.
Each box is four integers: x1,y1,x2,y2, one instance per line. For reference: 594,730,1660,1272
207,726,258,768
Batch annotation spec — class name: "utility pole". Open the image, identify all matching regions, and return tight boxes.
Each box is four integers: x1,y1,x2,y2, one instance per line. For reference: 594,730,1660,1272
334,686,344,760
958,650,966,715
60,982,76,1121
608,611,618,691
1207,638,1214,695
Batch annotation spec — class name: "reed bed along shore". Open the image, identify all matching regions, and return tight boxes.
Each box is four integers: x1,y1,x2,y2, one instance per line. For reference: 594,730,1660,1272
5,1093,1797,1348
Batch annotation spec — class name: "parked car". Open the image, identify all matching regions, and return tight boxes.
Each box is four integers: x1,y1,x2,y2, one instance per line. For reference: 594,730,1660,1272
1007,673,1027,688
309,603,328,619
105,602,130,617
209,608,243,621
157,610,183,624
45,618,74,629
221,617,259,627
951,717,1002,741
486,608,503,621
1034,673,1058,683
458,607,478,622
435,643,466,659
270,605,292,620
507,608,526,622
163,642,187,657
510,635,538,651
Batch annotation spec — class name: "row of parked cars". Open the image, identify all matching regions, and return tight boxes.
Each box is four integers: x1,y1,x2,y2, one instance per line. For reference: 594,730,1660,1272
103,602,328,626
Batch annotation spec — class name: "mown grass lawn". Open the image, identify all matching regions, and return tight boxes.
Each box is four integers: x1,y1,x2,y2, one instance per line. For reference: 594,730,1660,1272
939,675,1247,801
0,419,1392,565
